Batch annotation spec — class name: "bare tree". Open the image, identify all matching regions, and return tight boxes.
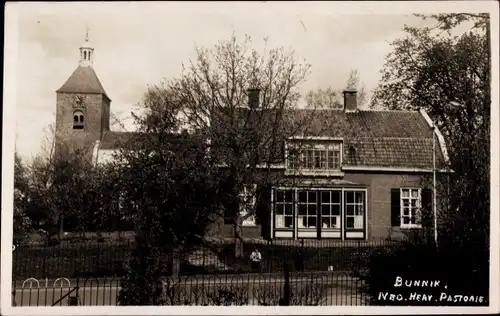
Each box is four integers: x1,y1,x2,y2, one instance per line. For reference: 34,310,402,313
143,34,322,256
305,87,341,109
345,69,367,107
305,69,367,109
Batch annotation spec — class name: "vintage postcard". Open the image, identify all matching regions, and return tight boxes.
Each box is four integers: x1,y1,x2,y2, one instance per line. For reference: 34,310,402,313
2,1,499,315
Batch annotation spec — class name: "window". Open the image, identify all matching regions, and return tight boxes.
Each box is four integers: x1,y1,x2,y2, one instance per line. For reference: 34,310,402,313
400,188,422,228
275,190,294,229
73,110,84,130
298,190,317,228
345,191,364,230
287,142,341,171
239,184,257,226
320,191,341,229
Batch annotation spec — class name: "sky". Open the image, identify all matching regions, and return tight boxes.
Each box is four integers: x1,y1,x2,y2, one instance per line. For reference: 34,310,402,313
6,2,479,161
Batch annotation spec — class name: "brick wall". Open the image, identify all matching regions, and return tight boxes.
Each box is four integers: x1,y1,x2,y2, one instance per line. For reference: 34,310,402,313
342,172,428,240
55,92,110,158
207,172,430,241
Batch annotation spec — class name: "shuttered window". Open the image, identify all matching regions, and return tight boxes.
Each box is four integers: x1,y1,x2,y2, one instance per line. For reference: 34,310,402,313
391,188,432,229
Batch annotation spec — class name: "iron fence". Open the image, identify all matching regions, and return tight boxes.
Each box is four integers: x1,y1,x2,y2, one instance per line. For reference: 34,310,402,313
12,272,369,306
12,237,428,279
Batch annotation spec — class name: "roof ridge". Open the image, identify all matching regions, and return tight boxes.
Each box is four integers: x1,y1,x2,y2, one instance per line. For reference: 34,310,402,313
284,108,420,114
353,136,433,140
356,109,420,113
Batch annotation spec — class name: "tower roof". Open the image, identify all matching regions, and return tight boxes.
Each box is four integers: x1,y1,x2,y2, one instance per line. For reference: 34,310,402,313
56,65,110,99
57,27,110,100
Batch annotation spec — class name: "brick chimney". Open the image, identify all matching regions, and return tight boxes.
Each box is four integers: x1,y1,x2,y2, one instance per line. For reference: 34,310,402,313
343,90,357,112
247,88,260,109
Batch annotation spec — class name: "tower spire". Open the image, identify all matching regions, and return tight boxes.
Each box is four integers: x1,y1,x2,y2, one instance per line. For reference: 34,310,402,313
79,26,94,67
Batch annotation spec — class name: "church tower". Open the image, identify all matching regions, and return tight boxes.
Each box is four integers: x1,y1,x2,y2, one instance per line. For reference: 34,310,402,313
55,28,111,158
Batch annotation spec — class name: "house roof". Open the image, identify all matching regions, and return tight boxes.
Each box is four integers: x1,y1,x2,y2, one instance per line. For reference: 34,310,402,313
284,109,448,170
95,108,450,171
56,66,110,99
98,131,203,150
99,131,149,150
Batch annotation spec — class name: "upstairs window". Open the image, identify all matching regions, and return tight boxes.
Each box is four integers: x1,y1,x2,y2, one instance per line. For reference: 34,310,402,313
287,141,342,171
73,110,84,130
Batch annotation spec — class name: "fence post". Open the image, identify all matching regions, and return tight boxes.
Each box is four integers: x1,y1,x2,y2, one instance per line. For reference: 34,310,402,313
171,247,180,277
279,262,290,306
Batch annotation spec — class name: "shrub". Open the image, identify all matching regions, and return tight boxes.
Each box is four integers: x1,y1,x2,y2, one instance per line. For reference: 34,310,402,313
206,284,249,306
162,278,249,305
289,283,327,305
253,281,326,306
253,283,282,306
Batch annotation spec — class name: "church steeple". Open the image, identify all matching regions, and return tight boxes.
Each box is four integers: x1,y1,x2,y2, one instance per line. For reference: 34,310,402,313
55,27,112,160
79,26,94,67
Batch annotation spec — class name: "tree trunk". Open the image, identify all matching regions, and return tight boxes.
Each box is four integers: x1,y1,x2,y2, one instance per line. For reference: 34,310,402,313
171,247,181,277
234,224,244,258
59,214,64,239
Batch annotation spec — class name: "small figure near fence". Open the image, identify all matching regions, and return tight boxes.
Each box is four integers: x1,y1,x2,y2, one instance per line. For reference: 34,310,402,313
250,247,262,273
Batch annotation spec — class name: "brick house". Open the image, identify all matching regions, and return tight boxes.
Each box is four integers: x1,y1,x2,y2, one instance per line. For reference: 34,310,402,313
55,34,452,241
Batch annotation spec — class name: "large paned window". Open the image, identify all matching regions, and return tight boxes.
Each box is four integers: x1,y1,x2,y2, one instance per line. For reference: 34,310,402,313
400,188,421,228
298,191,317,228
320,191,341,229
287,142,341,171
273,188,366,239
344,191,364,230
275,190,294,229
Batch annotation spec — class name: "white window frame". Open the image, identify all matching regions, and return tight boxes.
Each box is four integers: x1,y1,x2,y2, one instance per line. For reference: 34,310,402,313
400,188,422,229
286,141,342,172
297,190,318,229
239,184,257,227
344,191,364,230
320,190,341,229
274,189,294,229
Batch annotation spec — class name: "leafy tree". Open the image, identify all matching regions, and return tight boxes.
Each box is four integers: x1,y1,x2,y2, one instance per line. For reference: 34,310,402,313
144,34,320,257
13,152,32,240
370,14,490,250
21,124,114,238
114,86,225,305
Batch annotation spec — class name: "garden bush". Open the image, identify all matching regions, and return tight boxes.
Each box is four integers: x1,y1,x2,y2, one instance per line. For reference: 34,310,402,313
162,278,250,305
253,281,326,306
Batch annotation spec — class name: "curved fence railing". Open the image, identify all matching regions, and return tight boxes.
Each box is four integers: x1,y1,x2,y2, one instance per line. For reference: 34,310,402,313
12,272,369,306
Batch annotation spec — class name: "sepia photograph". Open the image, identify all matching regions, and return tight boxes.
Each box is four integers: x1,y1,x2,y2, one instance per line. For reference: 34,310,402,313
2,1,498,314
